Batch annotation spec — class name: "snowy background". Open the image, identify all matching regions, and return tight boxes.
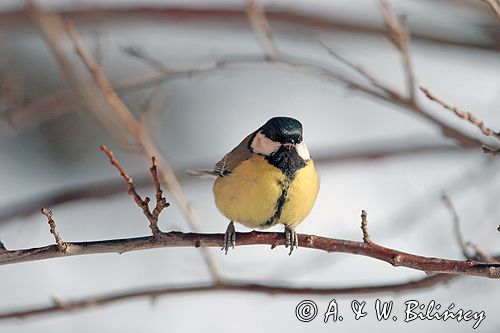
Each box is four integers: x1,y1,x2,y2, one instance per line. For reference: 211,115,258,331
0,0,499,332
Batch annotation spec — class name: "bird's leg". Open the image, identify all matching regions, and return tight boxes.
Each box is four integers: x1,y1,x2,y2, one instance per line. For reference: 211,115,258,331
222,221,236,255
284,225,298,255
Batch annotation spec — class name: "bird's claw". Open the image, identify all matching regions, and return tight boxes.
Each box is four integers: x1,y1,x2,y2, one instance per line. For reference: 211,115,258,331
222,221,236,255
285,226,298,255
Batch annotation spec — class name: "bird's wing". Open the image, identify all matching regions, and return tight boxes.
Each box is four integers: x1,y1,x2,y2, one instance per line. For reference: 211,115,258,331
214,133,254,176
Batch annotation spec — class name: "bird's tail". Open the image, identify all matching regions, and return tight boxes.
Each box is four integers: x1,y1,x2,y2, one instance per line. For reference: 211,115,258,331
185,169,218,179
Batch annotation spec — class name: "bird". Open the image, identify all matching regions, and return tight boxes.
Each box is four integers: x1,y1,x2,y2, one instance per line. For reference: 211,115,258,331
189,116,319,255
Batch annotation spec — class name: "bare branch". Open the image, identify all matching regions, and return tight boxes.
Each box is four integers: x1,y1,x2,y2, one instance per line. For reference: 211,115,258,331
245,0,279,59
0,273,460,320
0,141,466,225
420,86,500,144
377,0,416,102
483,0,500,19
60,17,222,281
319,42,396,97
0,230,499,278
150,156,169,232
360,210,371,243
40,208,67,253
442,193,474,259
64,20,141,135
100,146,168,236
122,50,483,148
442,194,496,262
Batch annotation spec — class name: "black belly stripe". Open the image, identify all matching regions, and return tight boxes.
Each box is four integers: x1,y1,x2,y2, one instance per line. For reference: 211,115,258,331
262,179,290,227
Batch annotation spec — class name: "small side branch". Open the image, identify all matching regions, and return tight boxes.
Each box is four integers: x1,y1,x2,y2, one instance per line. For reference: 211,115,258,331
245,0,279,60
360,210,372,243
150,156,170,233
100,146,168,237
41,208,67,252
420,86,500,142
378,0,416,102
442,194,495,262
483,0,500,19
0,239,7,252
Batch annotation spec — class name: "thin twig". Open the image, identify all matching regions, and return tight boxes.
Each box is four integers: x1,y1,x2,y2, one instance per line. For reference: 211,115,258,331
378,0,416,102
360,210,371,243
0,141,466,225
100,146,168,236
150,156,169,233
441,194,495,262
420,86,500,143
483,0,500,19
319,42,395,98
40,208,67,252
0,230,499,278
60,18,222,281
122,50,483,148
26,1,140,149
482,145,500,155
0,273,459,320
245,0,279,60
64,20,141,135
441,193,473,259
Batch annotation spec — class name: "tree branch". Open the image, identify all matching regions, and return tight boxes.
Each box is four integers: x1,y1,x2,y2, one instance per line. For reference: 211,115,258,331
378,0,417,102
40,208,67,252
0,230,498,278
420,86,500,154
27,3,222,282
420,86,500,142
0,273,460,321
121,50,484,149
442,193,495,262
100,145,168,237
483,0,500,19
245,0,279,60
0,141,468,225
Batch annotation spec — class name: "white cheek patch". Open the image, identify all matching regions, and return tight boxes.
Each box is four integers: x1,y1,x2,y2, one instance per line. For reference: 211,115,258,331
296,141,311,160
251,131,281,156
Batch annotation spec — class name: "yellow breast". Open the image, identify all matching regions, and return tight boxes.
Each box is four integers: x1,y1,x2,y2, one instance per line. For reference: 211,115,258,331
213,154,319,229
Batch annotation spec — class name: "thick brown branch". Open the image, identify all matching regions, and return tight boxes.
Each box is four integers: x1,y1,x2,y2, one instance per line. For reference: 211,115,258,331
0,231,498,278
40,208,67,252
0,273,458,321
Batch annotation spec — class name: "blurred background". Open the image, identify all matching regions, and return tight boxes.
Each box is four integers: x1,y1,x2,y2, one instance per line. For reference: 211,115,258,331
0,0,499,332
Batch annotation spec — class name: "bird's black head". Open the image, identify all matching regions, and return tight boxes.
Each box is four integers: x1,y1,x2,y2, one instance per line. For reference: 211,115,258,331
259,117,303,145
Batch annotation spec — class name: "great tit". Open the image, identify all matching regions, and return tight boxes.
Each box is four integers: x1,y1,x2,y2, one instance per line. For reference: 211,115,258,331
210,116,320,255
